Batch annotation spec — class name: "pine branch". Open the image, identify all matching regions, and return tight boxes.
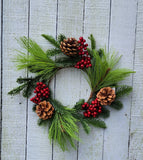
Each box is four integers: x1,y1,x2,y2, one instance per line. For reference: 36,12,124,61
84,118,106,128
88,34,96,50
100,107,110,118
110,100,123,110
42,34,60,48
55,56,80,68
58,34,66,44
80,120,90,134
73,99,85,111
46,48,62,56
8,83,27,95
116,85,132,98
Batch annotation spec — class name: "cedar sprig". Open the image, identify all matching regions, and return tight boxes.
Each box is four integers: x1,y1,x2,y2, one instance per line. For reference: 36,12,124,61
115,85,132,98
8,76,40,98
58,34,66,44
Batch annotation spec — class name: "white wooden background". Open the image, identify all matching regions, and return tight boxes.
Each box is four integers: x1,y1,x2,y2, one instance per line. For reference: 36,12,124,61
1,0,143,160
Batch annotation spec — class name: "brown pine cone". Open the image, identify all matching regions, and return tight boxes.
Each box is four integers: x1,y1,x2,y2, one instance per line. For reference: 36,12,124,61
96,87,116,105
60,38,79,56
36,100,54,120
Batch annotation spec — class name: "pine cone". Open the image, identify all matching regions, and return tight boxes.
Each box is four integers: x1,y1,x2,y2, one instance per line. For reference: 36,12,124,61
36,100,54,120
96,87,116,105
60,38,79,56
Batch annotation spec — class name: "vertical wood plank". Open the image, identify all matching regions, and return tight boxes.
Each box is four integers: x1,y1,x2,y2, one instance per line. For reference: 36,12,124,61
1,0,28,159
26,0,57,159
129,1,143,159
78,1,110,160
0,0,2,155
103,0,137,160
53,0,84,159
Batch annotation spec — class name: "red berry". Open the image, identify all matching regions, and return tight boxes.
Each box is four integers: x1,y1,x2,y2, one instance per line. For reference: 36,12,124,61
82,104,85,108
79,37,83,41
93,115,96,118
36,82,40,85
81,64,84,68
78,40,81,43
98,110,102,113
85,43,88,46
77,66,80,69
82,52,85,55
40,82,43,85
81,42,84,45
84,47,87,50
84,112,88,117
91,101,95,104
83,39,86,42
34,90,36,93
88,111,91,115
89,64,92,67
78,47,81,50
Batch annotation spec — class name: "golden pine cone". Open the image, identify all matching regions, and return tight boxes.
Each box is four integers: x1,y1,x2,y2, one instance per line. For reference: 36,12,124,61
96,87,116,105
60,38,79,56
36,100,54,120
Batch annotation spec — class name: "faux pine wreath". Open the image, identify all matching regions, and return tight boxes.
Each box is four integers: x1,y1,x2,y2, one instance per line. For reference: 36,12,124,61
9,34,135,151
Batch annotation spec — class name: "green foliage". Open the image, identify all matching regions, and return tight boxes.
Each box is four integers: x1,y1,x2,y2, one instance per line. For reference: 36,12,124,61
46,48,62,56
15,37,58,80
8,76,40,98
116,85,132,98
42,34,60,48
85,48,134,93
58,34,66,44
84,118,106,128
73,99,85,111
8,83,27,96
100,107,110,118
55,56,80,68
48,99,79,151
110,100,123,110
80,120,90,134
88,34,96,50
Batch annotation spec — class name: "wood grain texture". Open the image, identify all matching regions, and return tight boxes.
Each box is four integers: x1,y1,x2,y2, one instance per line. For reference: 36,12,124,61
53,0,84,159
78,1,110,160
1,0,28,159
1,0,143,159
129,0,143,159
0,0,2,156
26,0,57,160
103,0,137,160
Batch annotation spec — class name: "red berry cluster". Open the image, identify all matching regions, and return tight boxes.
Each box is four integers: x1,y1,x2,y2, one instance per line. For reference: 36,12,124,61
74,37,92,69
30,82,50,104
82,98,102,118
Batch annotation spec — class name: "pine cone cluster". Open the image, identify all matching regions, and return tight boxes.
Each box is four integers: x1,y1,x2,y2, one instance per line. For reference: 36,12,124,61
60,38,79,56
96,87,116,105
36,100,54,120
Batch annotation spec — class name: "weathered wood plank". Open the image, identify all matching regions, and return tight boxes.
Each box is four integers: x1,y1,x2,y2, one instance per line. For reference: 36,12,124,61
1,0,28,159
53,0,84,159
78,1,110,160
129,1,143,159
26,0,57,159
0,0,2,156
103,0,137,160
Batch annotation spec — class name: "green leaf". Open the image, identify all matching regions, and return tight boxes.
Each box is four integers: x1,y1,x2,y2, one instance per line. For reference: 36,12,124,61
42,34,60,48
110,100,123,110
116,85,133,98
73,99,85,111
